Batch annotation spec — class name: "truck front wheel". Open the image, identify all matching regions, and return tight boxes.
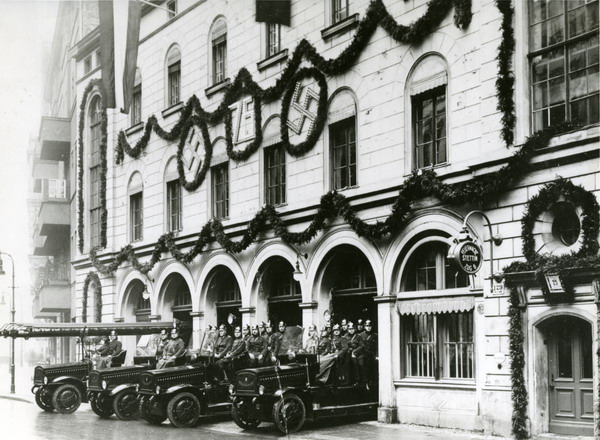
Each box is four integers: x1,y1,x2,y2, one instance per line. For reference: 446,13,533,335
272,393,306,434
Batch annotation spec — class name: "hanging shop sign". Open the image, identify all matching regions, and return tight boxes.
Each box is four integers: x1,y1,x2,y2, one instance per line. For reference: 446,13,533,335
448,234,483,275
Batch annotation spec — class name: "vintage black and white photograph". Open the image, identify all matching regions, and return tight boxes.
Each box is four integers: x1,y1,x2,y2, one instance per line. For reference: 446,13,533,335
0,0,598,439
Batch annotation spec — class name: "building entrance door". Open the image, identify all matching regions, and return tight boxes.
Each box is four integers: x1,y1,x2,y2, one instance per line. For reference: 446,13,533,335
548,317,594,436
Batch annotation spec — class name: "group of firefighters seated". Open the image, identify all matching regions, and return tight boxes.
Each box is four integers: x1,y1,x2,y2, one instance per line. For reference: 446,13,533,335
92,320,378,387
211,319,378,386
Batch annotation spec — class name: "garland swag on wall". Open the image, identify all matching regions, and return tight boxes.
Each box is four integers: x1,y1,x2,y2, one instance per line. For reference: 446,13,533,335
115,0,474,191
90,123,577,277
78,79,108,253
82,272,102,323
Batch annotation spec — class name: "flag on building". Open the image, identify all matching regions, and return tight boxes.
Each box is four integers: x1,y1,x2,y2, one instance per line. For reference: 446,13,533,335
98,0,142,113
256,0,291,26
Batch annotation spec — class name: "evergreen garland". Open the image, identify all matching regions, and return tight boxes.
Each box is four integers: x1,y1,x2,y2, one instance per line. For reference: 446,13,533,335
90,123,578,277
114,0,475,190
78,79,108,252
495,0,516,146
82,271,102,323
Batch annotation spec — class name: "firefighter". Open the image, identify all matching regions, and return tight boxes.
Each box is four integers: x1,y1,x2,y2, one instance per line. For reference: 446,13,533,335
217,326,246,381
265,321,280,366
347,322,364,384
246,325,267,367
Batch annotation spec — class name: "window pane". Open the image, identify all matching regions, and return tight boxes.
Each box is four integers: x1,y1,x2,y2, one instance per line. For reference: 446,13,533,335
557,330,573,378
581,325,593,379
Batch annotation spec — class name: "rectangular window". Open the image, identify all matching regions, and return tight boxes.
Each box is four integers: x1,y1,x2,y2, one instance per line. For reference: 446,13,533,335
167,0,177,19
332,0,349,23
265,144,286,206
529,0,599,131
166,179,182,232
168,61,181,106
213,38,227,84
89,105,102,248
404,311,474,380
132,84,142,125
130,192,143,241
413,86,447,169
84,56,92,75
267,23,281,57
330,116,357,190
212,163,229,219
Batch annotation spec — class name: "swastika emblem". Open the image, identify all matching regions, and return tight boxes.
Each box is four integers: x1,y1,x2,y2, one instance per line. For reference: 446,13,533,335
182,126,204,172
286,83,319,135
229,97,255,144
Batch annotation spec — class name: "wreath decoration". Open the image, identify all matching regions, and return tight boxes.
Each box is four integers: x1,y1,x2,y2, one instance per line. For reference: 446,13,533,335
82,271,102,323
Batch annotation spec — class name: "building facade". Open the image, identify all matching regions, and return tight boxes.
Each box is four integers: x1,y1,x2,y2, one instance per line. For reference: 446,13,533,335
28,1,100,363
68,0,598,437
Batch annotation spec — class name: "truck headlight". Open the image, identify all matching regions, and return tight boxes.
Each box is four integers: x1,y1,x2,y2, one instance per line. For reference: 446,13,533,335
43,377,48,385
155,386,161,394
135,384,139,392
101,380,108,390
228,384,234,395
258,385,265,395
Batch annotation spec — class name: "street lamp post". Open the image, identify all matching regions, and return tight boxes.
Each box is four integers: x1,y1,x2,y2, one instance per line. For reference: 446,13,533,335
0,251,16,394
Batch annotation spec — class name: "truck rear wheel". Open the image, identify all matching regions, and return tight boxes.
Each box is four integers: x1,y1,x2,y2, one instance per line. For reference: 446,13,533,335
90,393,113,418
272,393,306,434
113,390,138,420
52,384,82,414
138,395,167,425
231,400,261,430
167,392,201,428
34,387,54,412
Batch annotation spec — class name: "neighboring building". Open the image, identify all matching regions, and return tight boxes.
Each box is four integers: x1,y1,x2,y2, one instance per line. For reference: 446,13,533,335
68,0,598,438
28,1,99,362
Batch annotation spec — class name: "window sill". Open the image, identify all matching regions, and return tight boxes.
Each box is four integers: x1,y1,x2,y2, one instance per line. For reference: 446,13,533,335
125,121,144,136
394,379,476,391
205,79,231,98
257,49,289,72
321,13,359,40
333,184,359,193
161,101,184,119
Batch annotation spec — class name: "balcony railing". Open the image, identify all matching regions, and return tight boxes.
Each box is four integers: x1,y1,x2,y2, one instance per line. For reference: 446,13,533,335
37,261,70,286
39,179,68,201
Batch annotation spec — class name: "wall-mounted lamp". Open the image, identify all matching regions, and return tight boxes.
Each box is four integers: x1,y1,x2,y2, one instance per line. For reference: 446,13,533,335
292,253,309,282
141,275,154,300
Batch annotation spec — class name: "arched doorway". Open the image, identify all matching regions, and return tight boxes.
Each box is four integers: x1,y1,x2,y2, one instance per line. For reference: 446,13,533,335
204,266,242,332
258,257,302,326
539,316,594,436
320,245,377,328
159,273,193,346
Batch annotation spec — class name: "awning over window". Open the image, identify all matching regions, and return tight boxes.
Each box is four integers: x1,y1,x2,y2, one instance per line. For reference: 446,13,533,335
397,296,475,315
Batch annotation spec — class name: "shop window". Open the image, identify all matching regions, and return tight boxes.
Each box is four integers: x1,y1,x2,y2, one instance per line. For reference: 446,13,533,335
212,162,229,219
332,0,349,23
400,240,474,380
330,116,357,190
211,18,228,84
130,191,143,242
529,0,599,130
264,143,286,206
88,96,102,248
404,311,474,379
166,46,181,106
174,290,191,307
266,23,281,56
131,69,142,125
166,179,182,232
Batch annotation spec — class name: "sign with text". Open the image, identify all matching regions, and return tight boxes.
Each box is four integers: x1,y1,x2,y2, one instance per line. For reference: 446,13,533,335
448,240,483,275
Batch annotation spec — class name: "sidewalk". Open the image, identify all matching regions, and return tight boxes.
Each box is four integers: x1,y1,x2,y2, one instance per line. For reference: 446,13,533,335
0,364,35,403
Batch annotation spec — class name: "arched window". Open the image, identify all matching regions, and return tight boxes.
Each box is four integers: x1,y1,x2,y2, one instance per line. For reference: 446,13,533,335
408,55,448,169
166,46,181,106
128,172,144,242
400,240,473,381
211,18,227,84
328,89,358,190
88,96,102,248
131,69,142,125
